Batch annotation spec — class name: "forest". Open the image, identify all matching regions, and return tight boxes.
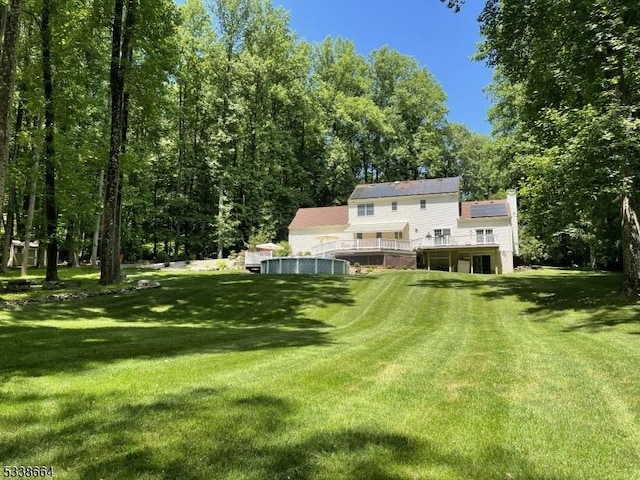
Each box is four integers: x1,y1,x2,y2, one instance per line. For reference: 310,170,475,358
0,0,639,290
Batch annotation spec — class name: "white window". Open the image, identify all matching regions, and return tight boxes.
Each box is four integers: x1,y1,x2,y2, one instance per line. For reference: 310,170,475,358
434,228,451,245
395,231,403,240
357,203,374,216
392,201,398,211
420,199,426,209
356,233,363,240
376,232,382,239
476,229,495,244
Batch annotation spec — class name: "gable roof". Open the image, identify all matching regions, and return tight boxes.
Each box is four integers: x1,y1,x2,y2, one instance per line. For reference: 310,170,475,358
349,177,460,201
288,205,348,229
460,199,511,219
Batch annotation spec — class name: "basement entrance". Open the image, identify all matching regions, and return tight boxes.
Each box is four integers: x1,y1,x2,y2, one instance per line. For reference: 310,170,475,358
472,255,492,274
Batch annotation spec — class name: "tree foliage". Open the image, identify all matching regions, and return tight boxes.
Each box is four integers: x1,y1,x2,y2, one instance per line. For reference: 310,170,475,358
476,0,640,290
0,0,509,280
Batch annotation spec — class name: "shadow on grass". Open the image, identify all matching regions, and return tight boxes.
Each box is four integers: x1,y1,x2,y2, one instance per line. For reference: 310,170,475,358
410,269,640,332
0,274,355,379
0,387,572,480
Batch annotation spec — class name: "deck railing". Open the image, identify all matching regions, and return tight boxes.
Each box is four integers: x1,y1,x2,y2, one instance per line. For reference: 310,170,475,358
309,234,500,256
245,250,273,266
311,238,412,256
412,233,499,249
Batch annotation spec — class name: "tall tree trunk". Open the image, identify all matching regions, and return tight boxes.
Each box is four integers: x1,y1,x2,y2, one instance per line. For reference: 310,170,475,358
100,0,136,284
153,181,158,259
41,0,58,282
217,176,224,259
64,219,80,267
621,189,640,294
113,89,131,276
0,3,8,50
1,95,22,271
100,0,124,284
113,173,123,275
90,169,104,266
21,155,38,277
613,55,640,294
0,0,23,255
175,83,184,261
3,183,15,268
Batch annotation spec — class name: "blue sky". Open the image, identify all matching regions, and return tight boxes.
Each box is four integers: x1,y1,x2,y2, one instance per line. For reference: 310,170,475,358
174,1,494,135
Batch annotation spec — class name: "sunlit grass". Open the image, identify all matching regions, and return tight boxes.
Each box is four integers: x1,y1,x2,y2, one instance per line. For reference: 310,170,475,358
0,268,638,479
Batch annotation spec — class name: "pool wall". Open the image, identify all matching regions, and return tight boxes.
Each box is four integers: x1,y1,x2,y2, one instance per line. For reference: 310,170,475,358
260,257,349,275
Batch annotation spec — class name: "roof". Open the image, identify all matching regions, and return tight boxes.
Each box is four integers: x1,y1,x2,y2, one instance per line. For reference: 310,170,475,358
460,200,511,219
288,205,348,229
349,177,460,200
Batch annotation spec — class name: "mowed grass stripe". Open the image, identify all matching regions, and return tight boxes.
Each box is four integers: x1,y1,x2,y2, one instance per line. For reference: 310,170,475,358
290,273,472,397
233,272,487,479
258,272,529,479
474,280,640,480
390,275,528,479
519,322,640,478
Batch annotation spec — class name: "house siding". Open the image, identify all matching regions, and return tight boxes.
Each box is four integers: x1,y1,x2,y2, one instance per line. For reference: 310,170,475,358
289,226,350,256
349,193,459,242
455,218,514,273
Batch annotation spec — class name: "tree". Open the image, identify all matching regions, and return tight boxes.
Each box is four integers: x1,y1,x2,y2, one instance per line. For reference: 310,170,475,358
441,122,500,200
0,0,24,267
100,0,137,284
41,0,59,282
165,0,218,259
477,0,640,291
0,0,497,274
312,37,372,201
209,0,251,258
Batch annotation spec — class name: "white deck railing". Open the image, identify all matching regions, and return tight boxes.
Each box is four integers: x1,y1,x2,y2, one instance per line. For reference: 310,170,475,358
411,233,498,249
245,250,273,266
311,238,412,256
308,234,500,257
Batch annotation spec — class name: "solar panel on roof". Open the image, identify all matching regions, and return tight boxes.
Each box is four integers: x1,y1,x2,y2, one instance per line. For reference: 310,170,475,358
470,203,508,218
350,177,460,199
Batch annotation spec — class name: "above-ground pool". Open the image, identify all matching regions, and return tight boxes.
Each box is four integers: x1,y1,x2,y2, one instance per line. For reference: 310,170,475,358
260,257,349,275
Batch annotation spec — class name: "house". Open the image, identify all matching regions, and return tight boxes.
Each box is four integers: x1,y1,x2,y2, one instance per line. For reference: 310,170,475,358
288,177,520,274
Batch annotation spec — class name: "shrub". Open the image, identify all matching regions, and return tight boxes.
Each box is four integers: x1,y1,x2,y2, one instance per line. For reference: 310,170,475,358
273,241,292,257
215,259,228,270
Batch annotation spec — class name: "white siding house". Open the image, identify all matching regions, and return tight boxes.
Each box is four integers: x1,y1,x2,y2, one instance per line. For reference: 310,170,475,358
288,177,519,273
288,206,350,256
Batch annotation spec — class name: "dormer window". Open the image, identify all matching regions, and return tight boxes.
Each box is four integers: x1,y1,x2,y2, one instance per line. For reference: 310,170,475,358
357,203,374,216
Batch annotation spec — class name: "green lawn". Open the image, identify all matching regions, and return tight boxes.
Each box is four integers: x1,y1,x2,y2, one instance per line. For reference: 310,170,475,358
0,268,639,479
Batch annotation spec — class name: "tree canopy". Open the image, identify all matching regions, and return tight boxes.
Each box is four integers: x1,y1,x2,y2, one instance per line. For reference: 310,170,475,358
472,0,640,291
0,0,507,282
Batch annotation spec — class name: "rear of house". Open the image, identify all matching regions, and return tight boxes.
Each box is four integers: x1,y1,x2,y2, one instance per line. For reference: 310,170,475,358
416,195,519,274
288,177,519,273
